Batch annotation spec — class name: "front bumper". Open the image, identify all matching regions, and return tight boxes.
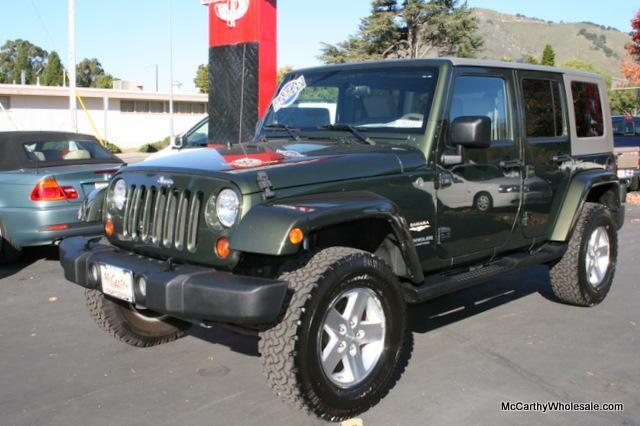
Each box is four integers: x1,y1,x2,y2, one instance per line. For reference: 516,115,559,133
59,237,288,325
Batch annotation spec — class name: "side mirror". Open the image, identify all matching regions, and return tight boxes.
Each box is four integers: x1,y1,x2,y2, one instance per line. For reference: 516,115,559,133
171,134,184,149
450,116,492,149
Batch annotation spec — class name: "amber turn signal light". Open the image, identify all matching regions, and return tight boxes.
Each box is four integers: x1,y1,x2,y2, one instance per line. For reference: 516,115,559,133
216,237,231,258
104,218,114,237
289,227,304,245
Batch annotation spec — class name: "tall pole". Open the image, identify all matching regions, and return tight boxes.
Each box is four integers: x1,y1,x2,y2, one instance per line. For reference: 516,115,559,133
155,64,159,92
68,0,77,132
168,0,174,139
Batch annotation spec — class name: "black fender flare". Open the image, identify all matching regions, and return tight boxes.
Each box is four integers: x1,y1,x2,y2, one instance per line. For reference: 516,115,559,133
230,191,424,283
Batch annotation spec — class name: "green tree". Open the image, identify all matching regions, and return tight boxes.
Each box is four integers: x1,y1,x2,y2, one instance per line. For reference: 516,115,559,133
277,66,293,84
96,74,115,89
0,39,48,84
41,51,64,86
76,58,110,88
609,89,640,116
319,0,483,63
525,55,539,64
541,44,556,66
13,43,33,84
562,59,612,87
194,64,209,94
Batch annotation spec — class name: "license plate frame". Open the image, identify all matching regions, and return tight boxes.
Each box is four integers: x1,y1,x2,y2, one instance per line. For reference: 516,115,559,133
100,264,135,303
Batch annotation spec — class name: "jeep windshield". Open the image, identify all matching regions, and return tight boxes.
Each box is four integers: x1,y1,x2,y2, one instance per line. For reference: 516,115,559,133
260,66,439,141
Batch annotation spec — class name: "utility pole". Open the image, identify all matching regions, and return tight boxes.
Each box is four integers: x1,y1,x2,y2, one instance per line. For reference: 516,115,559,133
155,64,159,92
68,0,77,132
168,0,175,139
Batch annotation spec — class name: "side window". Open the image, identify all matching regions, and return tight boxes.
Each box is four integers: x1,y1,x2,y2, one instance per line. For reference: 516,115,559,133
522,79,565,138
571,81,604,138
449,76,511,141
185,120,209,147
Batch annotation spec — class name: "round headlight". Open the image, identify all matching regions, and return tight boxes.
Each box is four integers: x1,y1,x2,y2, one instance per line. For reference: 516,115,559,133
112,179,127,210
216,189,240,228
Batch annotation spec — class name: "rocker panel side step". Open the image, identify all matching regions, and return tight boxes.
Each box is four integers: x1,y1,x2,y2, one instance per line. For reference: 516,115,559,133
402,243,567,304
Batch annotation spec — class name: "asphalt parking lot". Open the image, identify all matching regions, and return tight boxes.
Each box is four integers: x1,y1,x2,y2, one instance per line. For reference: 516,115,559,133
1,206,639,426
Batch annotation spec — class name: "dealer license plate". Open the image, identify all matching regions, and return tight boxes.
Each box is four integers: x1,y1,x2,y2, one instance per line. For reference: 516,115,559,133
101,264,134,303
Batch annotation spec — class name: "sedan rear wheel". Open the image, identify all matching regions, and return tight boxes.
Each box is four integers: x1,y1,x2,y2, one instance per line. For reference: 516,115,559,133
0,219,22,265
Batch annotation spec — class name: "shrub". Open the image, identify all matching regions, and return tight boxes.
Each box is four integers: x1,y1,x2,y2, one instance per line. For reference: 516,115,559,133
138,137,171,153
103,141,122,154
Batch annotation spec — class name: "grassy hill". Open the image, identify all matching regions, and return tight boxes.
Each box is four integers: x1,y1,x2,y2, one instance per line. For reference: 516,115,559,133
473,8,628,78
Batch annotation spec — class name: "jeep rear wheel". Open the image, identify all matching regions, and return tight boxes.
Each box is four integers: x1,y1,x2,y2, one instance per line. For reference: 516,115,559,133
549,203,617,306
259,247,410,422
85,289,190,347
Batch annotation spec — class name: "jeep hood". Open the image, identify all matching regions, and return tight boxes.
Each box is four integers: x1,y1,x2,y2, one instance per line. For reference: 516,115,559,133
126,140,425,194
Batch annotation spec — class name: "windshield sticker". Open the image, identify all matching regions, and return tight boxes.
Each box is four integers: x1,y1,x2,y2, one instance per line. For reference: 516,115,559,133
272,75,306,112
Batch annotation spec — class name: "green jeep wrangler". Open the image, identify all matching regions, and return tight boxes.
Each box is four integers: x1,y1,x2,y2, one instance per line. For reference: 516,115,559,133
60,58,624,421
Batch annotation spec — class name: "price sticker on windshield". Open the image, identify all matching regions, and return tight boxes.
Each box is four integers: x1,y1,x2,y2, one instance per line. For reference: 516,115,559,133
272,75,306,112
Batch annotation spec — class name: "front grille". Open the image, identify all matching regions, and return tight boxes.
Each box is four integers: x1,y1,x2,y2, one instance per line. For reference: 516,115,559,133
122,184,202,252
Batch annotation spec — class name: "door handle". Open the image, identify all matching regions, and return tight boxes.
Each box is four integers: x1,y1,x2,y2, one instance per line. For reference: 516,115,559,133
499,159,523,169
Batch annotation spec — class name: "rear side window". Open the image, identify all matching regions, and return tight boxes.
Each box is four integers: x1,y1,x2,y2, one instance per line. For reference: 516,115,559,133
522,79,565,138
571,82,604,138
22,140,114,162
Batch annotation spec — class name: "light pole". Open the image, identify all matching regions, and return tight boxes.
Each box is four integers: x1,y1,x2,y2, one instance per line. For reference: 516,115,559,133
168,0,175,139
68,0,77,132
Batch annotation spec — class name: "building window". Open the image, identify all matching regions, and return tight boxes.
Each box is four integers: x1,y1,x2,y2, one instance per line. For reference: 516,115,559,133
522,79,565,138
135,101,150,113
192,103,206,114
571,81,604,138
177,102,192,114
120,100,134,112
0,96,10,110
149,101,164,113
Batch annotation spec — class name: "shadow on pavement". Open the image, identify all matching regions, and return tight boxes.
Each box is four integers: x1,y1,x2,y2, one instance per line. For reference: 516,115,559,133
188,324,260,357
409,265,555,334
0,245,60,280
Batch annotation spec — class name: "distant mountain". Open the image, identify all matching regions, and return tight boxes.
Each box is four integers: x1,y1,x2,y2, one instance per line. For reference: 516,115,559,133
473,8,628,78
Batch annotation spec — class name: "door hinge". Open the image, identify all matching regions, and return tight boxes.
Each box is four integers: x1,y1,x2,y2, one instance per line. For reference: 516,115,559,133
256,171,275,200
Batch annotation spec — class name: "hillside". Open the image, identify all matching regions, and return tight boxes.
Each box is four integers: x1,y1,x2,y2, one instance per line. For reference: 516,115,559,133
473,8,628,78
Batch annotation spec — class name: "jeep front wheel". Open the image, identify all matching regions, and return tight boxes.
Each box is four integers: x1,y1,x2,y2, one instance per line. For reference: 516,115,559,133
549,203,617,306
259,247,410,421
85,289,190,347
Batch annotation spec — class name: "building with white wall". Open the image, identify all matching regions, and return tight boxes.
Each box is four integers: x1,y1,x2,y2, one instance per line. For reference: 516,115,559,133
0,84,208,150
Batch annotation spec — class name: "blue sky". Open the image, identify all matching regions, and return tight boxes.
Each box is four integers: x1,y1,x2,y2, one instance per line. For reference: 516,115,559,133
2,0,637,93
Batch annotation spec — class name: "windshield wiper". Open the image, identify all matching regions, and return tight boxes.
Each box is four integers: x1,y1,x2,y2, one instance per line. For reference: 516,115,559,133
262,124,301,141
318,124,376,146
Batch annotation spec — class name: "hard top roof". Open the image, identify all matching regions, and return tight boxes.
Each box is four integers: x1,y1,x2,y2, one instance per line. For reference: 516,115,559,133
292,57,604,81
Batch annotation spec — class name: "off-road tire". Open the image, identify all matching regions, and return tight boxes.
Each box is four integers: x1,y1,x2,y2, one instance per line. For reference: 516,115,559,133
259,247,411,422
85,289,190,347
474,192,493,212
549,203,617,306
0,219,22,265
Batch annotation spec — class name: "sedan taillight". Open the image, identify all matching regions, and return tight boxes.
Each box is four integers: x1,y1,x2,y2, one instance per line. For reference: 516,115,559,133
30,178,79,201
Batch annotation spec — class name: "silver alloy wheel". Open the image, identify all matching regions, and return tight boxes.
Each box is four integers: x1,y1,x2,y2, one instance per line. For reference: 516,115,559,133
318,287,386,389
476,194,491,211
586,226,610,288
